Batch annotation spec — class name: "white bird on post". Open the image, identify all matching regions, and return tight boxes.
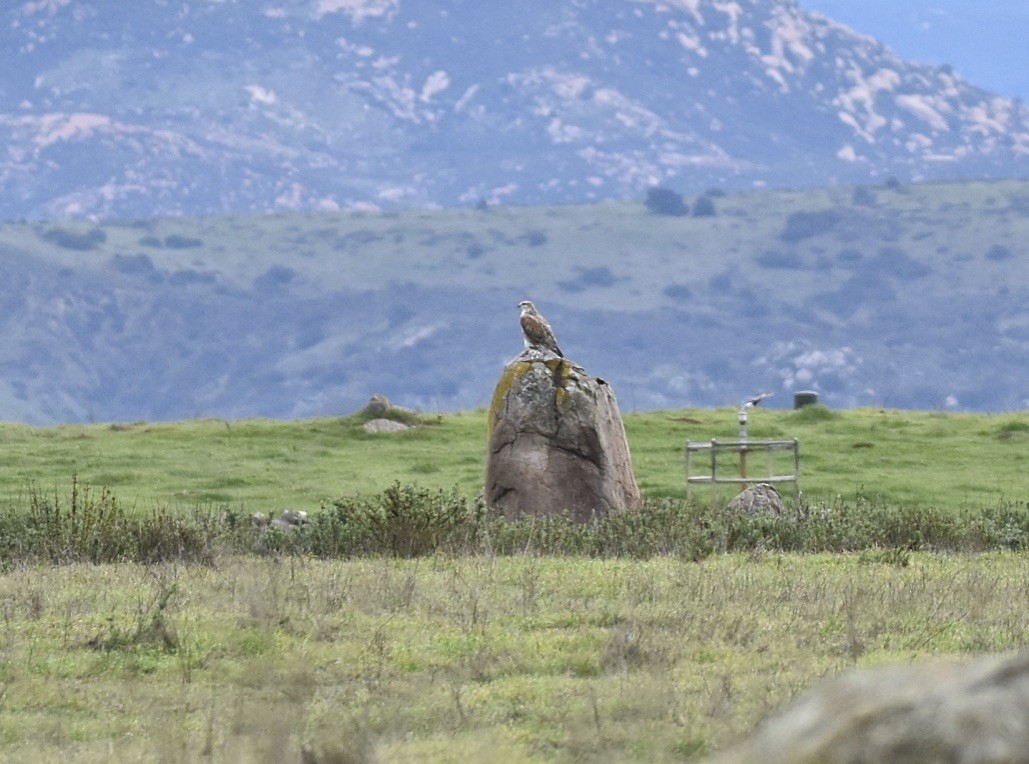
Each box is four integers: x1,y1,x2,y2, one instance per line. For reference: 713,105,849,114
739,393,773,482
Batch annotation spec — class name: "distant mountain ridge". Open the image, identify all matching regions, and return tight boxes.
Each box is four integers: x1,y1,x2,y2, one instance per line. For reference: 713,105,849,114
1,0,1027,220
0,179,1025,424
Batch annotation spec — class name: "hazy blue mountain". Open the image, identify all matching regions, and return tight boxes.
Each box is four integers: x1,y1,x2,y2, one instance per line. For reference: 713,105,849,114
0,180,1025,424
1,1,1026,426
1,0,1027,220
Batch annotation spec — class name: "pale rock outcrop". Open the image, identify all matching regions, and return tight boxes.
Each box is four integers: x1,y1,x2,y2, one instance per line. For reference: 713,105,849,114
362,418,412,433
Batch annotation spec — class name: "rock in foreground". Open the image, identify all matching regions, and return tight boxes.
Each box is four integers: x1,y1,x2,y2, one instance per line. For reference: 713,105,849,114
714,651,1029,764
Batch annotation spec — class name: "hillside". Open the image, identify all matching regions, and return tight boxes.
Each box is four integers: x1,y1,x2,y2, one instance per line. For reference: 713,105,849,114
0,179,1026,423
1,0,1026,220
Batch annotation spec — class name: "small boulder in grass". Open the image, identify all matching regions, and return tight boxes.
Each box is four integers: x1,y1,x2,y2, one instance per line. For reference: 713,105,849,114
252,509,309,530
362,418,413,433
727,483,786,516
356,393,419,429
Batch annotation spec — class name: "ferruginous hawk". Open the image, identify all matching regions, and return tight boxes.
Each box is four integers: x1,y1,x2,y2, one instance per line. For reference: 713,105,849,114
518,300,563,357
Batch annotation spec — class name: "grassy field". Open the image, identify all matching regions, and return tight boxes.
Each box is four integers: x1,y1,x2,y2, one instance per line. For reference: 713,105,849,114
0,407,1027,762
1,553,1027,762
1,406,1026,514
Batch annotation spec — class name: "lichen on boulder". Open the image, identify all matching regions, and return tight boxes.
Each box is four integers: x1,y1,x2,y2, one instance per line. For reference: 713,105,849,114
727,483,786,516
485,355,640,522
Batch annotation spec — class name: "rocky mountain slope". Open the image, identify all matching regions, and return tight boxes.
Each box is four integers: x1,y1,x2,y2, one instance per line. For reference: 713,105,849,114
1,0,1026,220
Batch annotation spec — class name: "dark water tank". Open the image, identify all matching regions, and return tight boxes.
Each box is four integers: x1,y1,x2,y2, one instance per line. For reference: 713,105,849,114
794,391,819,409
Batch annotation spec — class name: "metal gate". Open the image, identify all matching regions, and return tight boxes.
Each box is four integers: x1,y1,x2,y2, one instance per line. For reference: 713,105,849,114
685,438,800,504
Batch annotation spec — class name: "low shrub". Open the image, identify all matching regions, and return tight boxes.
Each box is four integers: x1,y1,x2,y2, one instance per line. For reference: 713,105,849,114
692,195,717,217
756,249,804,269
789,403,838,423
163,234,203,249
302,483,484,558
985,244,1013,262
558,266,618,292
2,480,1024,566
39,226,107,251
645,187,687,216
0,477,232,568
779,210,841,242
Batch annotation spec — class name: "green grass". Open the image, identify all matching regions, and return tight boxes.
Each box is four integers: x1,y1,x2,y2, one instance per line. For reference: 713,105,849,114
0,554,1027,761
0,407,1027,761
1,407,1026,515
0,412,486,514
630,406,1029,509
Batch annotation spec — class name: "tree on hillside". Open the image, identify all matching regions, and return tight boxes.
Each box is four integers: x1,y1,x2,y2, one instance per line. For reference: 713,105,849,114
692,195,717,217
645,187,687,216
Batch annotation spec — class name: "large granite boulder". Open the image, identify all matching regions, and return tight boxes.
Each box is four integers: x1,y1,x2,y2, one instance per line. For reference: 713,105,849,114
485,355,640,522
713,651,1029,764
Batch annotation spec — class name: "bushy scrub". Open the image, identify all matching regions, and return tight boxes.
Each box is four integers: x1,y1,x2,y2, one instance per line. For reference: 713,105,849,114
2,479,1026,567
0,477,237,567
296,482,484,558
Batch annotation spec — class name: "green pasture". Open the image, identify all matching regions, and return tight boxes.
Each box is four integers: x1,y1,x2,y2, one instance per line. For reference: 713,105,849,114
1,553,1027,761
1,407,1027,761
1,407,1026,514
